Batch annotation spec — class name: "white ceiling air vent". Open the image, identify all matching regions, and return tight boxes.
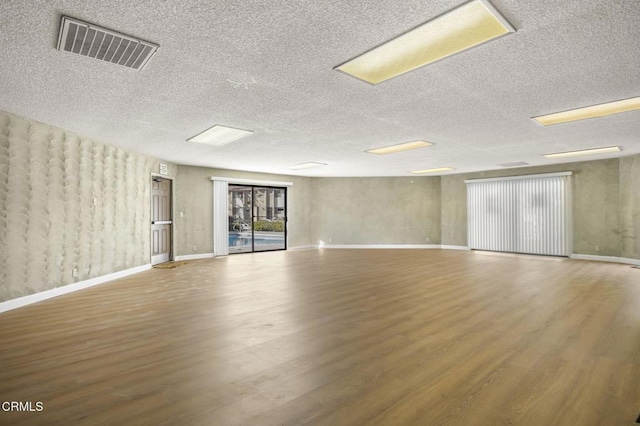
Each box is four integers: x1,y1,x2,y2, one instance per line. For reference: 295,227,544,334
57,16,159,71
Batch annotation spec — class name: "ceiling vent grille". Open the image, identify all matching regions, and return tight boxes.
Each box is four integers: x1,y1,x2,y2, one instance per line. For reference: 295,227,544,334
57,16,159,71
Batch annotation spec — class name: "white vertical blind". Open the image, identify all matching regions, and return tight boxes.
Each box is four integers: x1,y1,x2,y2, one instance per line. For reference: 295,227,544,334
466,172,571,256
212,180,229,256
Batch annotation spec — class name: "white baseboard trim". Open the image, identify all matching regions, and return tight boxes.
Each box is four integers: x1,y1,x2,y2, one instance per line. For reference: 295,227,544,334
174,253,215,261
0,264,152,314
570,254,640,266
440,245,471,251
288,245,318,251
319,244,441,249
619,257,640,266
317,244,471,250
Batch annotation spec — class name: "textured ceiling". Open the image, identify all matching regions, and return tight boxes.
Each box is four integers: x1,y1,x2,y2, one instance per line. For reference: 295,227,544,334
1,0,639,177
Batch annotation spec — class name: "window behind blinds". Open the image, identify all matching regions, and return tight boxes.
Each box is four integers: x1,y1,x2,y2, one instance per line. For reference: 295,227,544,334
466,172,572,256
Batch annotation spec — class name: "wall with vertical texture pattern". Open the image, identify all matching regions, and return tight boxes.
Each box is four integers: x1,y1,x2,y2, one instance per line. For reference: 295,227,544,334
2,109,639,304
0,110,175,302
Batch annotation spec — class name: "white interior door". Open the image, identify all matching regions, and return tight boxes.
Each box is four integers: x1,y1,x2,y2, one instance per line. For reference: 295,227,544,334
151,176,172,264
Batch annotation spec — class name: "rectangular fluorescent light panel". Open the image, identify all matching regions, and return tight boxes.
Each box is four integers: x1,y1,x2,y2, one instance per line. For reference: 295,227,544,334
411,167,455,174
288,162,327,170
533,96,640,126
367,140,432,155
543,146,621,159
187,125,253,146
335,0,515,84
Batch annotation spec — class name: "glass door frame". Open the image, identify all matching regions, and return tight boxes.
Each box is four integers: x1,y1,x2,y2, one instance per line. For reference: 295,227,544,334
228,184,287,254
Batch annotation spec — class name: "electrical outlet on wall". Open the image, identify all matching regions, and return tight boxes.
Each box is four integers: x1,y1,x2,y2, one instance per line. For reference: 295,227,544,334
72,268,78,277
595,245,600,252
192,245,197,252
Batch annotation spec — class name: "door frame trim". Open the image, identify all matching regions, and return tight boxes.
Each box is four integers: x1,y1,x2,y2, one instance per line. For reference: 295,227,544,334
210,176,293,187
151,173,176,264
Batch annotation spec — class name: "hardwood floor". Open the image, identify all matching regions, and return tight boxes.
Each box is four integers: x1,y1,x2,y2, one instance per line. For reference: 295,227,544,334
1,249,639,425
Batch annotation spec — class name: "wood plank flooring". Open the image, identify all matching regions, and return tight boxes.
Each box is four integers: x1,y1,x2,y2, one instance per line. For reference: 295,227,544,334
1,249,639,425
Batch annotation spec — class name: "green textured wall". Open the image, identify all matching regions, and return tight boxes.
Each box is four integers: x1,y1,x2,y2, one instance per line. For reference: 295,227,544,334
309,177,441,245
174,165,313,255
620,155,640,260
440,159,622,257
0,110,175,302
3,109,639,304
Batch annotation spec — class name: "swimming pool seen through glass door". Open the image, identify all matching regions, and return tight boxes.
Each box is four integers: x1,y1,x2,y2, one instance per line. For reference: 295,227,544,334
228,184,287,254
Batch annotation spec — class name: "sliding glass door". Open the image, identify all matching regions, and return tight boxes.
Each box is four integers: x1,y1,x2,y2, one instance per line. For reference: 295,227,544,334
228,185,252,253
228,185,286,254
252,187,286,252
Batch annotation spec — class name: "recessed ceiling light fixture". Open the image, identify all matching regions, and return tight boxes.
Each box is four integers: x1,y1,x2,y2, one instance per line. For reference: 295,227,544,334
187,125,253,146
366,140,433,155
543,146,621,159
335,0,515,84
288,162,327,170
533,96,640,126
411,167,455,174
